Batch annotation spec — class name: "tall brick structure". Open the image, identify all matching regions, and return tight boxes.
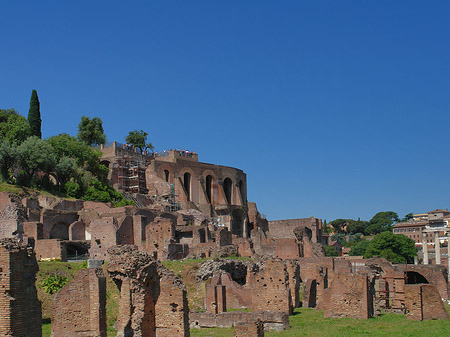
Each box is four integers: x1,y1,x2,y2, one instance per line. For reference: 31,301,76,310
107,245,189,337
0,239,41,337
250,259,292,314
51,267,107,337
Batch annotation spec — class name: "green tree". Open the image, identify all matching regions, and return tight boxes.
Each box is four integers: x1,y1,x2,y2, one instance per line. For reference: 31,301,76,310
323,245,338,257
349,239,370,256
401,213,414,222
54,156,78,187
0,141,17,182
16,136,55,185
125,130,154,153
365,211,399,235
77,116,106,146
363,231,416,263
28,90,42,138
346,220,369,235
47,134,108,181
0,109,31,145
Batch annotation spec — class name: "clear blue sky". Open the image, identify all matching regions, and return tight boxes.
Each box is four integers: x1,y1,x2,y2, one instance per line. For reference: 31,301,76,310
1,1,450,222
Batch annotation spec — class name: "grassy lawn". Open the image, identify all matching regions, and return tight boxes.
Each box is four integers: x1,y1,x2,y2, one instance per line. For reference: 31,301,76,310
191,308,450,337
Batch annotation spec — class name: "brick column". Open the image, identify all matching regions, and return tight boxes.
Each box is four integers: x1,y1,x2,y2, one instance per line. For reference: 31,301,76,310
434,231,441,265
422,232,428,265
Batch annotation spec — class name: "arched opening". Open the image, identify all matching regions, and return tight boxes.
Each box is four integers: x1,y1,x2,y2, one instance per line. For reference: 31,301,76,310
164,170,170,182
308,280,317,308
50,223,69,240
406,271,429,284
100,160,110,168
223,178,232,204
183,172,191,201
206,175,213,204
239,180,244,202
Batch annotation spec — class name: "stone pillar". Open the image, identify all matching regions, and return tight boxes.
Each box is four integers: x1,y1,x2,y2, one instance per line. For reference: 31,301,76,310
434,231,441,265
422,232,428,265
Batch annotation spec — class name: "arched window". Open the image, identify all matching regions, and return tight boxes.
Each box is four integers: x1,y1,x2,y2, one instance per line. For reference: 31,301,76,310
223,178,232,204
239,180,244,202
206,175,213,203
164,170,170,182
184,172,191,201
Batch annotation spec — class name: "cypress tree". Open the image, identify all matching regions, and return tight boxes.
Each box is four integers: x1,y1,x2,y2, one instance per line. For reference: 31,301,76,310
28,89,42,138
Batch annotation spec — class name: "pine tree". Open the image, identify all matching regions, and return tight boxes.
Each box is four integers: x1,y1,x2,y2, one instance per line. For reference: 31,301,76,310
28,89,42,138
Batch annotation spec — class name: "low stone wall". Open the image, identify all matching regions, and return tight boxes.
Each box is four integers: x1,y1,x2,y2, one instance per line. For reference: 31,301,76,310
189,311,289,331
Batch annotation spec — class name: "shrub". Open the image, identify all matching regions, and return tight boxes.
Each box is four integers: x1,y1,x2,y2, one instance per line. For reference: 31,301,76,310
40,274,69,294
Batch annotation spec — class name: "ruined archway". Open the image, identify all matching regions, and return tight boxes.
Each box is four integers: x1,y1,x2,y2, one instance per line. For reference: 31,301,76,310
206,175,213,204
183,172,191,201
50,222,69,240
164,170,170,182
223,178,232,204
406,271,429,284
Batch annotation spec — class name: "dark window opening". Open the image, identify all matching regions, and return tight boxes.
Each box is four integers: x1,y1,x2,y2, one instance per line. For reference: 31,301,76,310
223,178,232,204
184,172,191,201
164,170,170,182
406,271,429,284
206,175,213,203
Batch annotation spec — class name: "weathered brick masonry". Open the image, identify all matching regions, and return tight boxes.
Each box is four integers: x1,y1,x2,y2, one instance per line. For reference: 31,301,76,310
0,239,41,337
107,245,190,337
51,267,107,337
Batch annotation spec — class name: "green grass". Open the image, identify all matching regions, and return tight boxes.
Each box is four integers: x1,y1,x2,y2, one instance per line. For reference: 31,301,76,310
190,308,450,337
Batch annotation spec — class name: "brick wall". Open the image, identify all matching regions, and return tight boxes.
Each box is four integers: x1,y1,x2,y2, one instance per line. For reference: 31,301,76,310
52,268,107,336
0,239,41,337
323,272,373,319
405,284,449,320
250,259,292,314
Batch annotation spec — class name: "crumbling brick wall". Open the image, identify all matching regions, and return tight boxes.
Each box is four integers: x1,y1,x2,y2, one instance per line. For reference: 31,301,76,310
323,272,373,319
0,239,41,337
0,193,25,239
405,284,449,320
51,268,107,336
107,245,189,337
250,259,292,314
234,320,265,337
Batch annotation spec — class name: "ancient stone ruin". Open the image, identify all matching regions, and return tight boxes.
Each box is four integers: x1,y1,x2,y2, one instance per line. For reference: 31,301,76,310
51,266,107,337
0,239,41,337
107,245,190,337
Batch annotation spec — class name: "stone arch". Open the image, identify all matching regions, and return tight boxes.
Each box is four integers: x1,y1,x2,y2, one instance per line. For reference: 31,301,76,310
304,279,317,308
202,170,218,205
100,160,111,168
164,170,170,182
223,178,233,204
183,172,191,201
157,164,173,184
179,167,196,203
69,221,85,240
406,271,429,284
50,222,69,240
